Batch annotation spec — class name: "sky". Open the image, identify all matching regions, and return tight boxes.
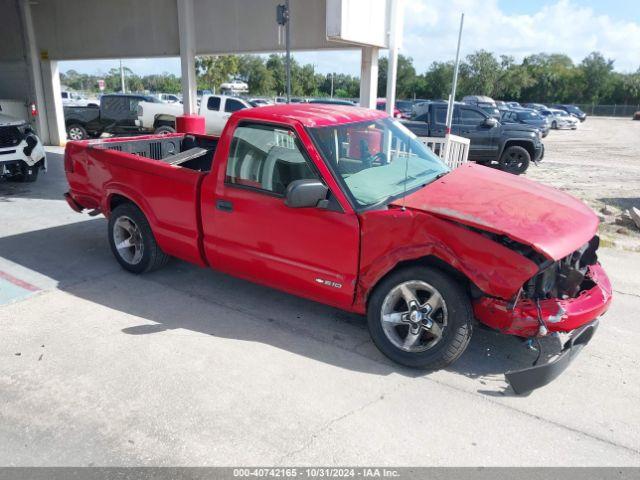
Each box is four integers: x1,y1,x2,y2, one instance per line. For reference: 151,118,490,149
60,0,640,77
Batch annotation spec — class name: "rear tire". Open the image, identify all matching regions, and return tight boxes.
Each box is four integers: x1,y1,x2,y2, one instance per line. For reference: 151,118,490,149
499,145,530,175
154,125,176,135
551,120,558,129
367,266,473,370
67,124,88,141
108,203,170,274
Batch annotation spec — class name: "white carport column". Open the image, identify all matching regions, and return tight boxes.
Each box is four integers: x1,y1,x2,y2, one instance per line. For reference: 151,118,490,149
177,0,197,115
40,60,66,146
385,0,404,117
19,0,51,144
359,47,379,109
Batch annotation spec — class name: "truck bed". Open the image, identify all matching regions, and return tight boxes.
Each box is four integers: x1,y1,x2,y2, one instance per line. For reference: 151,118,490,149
65,133,218,266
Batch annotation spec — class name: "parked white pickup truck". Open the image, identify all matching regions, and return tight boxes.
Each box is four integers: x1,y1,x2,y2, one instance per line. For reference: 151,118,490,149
0,113,46,182
136,94,252,136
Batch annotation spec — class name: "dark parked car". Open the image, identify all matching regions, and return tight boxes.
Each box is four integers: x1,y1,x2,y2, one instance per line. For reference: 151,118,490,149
501,108,550,137
462,95,501,119
64,94,161,140
553,104,587,122
402,102,544,175
523,103,547,111
395,100,414,119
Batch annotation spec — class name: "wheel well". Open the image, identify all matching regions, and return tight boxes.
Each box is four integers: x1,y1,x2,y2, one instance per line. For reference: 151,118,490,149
66,121,86,128
502,140,534,159
153,115,176,129
366,255,482,308
109,194,134,213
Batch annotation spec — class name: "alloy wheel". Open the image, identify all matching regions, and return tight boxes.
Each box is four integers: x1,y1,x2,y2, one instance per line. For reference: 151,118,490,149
68,127,84,140
380,280,448,353
112,216,144,265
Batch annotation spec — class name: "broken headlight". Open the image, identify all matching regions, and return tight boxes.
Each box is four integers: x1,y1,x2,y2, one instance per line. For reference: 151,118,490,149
524,236,599,300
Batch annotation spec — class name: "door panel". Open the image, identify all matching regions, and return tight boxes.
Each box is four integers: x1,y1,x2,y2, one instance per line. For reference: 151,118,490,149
455,108,498,161
200,122,360,309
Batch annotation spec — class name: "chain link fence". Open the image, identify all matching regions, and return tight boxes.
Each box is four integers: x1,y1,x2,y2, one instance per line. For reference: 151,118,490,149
576,104,640,117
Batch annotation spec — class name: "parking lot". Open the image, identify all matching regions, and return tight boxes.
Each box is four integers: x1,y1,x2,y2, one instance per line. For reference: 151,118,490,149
1,116,639,466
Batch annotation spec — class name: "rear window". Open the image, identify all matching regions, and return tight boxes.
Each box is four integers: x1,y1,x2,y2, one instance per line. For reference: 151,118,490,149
207,97,221,111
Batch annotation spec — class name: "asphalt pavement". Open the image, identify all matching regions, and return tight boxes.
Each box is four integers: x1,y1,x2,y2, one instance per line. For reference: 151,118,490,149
0,147,638,466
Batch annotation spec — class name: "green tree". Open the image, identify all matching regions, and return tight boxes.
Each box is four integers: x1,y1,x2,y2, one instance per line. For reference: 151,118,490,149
459,50,501,97
195,55,239,92
579,51,615,103
377,54,417,98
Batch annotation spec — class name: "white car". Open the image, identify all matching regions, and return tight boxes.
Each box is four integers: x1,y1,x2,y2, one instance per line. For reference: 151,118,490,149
220,79,249,95
0,113,46,182
136,94,253,136
540,108,579,130
157,93,182,104
61,90,99,107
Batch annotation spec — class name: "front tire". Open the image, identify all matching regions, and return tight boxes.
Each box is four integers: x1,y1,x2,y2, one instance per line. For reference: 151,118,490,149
108,203,170,274
551,120,558,129
367,266,473,370
499,145,530,175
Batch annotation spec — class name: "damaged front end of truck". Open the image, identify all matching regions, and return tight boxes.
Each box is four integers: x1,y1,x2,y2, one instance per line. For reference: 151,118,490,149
472,234,612,394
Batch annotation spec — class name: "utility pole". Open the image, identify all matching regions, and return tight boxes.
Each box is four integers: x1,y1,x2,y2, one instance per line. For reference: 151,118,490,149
277,1,291,103
330,72,334,98
445,13,464,134
120,59,126,93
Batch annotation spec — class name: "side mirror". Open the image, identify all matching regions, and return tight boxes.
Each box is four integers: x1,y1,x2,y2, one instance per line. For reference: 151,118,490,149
484,117,498,128
285,179,329,208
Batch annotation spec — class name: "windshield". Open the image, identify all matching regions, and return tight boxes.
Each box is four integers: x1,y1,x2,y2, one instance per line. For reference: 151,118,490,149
519,111,540,119
308,118,448,208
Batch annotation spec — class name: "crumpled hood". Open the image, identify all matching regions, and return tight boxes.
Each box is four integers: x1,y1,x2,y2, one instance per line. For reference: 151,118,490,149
0,113,25,127
391,163,598,260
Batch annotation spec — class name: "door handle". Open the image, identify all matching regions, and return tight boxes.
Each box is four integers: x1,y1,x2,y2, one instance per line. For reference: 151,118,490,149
216,199,233,212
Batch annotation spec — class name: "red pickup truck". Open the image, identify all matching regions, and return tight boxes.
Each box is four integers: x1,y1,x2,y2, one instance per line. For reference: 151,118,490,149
64,104,612,393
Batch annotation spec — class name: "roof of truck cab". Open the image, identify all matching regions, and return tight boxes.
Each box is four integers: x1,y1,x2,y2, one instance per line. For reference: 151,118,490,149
232,104,387,128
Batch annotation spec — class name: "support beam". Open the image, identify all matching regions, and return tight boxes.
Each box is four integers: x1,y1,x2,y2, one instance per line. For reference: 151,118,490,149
40,60,66,146
177,0,197,115
359,47,379,109
19,0,49,143
385,0,404,117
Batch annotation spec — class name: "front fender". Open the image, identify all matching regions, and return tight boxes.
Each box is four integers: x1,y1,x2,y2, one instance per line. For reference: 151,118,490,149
354,208,539,313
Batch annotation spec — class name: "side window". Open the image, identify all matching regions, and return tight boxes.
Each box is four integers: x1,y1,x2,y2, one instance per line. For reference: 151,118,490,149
129,98,142,113
207,96,221,111
102,97,127,116
225,99,247,113
434,108,447,124
459,108,486,125
226,124,319,195
414,113,428,122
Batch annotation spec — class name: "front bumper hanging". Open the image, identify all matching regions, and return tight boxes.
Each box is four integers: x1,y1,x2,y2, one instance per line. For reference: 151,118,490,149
505,319,599,395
